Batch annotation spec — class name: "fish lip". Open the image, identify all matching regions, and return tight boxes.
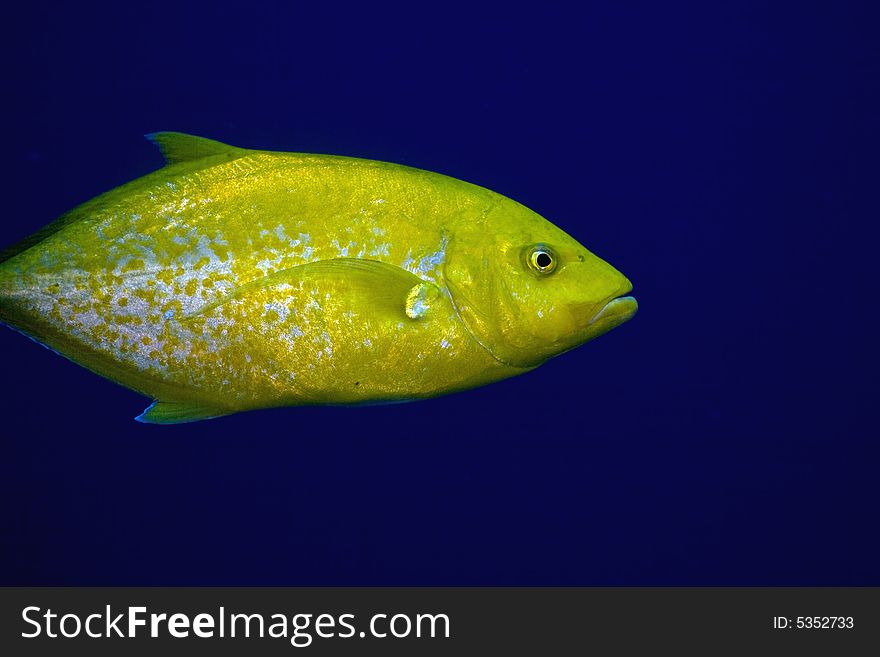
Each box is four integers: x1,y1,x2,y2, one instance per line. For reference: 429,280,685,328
588,294,638,326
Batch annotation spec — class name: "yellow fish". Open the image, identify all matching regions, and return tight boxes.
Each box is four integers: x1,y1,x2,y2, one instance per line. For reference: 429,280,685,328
0,133,637,423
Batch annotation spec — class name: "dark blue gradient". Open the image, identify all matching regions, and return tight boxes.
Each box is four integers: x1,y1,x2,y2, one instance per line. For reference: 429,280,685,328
1,1,876,584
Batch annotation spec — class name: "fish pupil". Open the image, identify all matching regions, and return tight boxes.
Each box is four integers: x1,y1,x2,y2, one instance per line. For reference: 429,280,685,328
536,252,552,268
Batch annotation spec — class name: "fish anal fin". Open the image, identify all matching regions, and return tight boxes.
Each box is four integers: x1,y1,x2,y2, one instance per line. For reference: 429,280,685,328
145,132,246,165
135,400,230,424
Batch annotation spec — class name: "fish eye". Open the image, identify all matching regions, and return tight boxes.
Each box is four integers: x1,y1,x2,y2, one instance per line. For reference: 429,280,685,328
525,245,558,275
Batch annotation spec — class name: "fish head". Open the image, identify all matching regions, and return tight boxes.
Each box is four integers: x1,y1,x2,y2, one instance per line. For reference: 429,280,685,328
445,197,637,367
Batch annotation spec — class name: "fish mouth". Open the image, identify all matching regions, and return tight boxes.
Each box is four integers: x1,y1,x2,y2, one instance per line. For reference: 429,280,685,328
588,294,638,330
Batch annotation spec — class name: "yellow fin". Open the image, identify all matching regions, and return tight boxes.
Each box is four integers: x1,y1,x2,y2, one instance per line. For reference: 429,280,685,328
135,400,230,424
185,258,438,320
145,131,246,165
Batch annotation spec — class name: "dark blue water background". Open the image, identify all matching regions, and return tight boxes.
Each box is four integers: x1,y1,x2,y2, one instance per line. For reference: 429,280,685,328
1,2,876,584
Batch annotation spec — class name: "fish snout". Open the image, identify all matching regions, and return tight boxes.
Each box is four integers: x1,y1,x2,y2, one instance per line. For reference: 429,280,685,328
588,295,638,327
570,278,637,337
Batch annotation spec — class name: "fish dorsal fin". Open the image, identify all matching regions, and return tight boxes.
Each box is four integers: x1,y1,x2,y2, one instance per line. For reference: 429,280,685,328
185,258,439,320
145,131,246,165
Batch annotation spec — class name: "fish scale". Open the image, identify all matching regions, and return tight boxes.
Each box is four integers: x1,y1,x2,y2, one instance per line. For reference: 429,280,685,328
0,132,637,423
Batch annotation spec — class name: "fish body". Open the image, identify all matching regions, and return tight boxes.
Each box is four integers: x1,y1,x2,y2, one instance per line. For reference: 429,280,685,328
0,133,637,423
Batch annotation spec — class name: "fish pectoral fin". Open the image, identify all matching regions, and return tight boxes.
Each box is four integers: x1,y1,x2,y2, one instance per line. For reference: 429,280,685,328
135,400,231,424
307,259,440,319
145,132,247,165
186,258,440,320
